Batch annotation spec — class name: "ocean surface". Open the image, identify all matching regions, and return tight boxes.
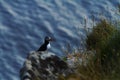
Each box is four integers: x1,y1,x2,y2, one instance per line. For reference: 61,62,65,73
0,0,120,80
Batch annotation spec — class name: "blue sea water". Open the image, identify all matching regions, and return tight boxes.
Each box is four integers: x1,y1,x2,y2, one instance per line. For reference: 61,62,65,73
0,0,120,80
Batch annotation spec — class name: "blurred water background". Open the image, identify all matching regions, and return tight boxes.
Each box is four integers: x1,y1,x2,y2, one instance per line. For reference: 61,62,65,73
0,0,120,80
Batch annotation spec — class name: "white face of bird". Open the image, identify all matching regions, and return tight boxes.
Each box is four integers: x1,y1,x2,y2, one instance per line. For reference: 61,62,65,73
45,36,51,41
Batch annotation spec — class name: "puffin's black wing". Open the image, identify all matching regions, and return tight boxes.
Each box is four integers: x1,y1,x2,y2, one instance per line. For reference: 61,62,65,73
37,44,47,51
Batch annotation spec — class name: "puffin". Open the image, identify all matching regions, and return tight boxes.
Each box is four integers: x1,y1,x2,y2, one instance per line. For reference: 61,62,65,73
37,36,54,51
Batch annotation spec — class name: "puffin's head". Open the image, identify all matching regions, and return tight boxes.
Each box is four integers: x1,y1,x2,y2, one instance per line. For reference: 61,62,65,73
45,36,55,42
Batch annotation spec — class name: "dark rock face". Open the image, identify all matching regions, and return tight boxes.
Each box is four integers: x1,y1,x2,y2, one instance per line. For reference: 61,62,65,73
20,51,72,80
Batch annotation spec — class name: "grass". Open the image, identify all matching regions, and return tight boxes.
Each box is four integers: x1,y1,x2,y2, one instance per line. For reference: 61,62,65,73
59,19,120,80
86,20,116,51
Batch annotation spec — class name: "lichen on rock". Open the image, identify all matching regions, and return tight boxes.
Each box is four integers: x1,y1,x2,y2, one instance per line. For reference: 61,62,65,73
20,51,73,80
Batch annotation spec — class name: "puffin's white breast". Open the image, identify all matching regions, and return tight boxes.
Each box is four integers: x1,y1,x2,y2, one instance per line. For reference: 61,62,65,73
47,43,51,49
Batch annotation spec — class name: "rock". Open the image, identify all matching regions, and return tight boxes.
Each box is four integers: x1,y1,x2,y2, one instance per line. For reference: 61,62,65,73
20,51,72,80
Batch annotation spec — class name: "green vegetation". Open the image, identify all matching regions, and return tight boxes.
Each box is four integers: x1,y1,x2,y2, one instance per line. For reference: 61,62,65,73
86,20,116,51
81,20,120,80
59,20,120,80
101,30,120,79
